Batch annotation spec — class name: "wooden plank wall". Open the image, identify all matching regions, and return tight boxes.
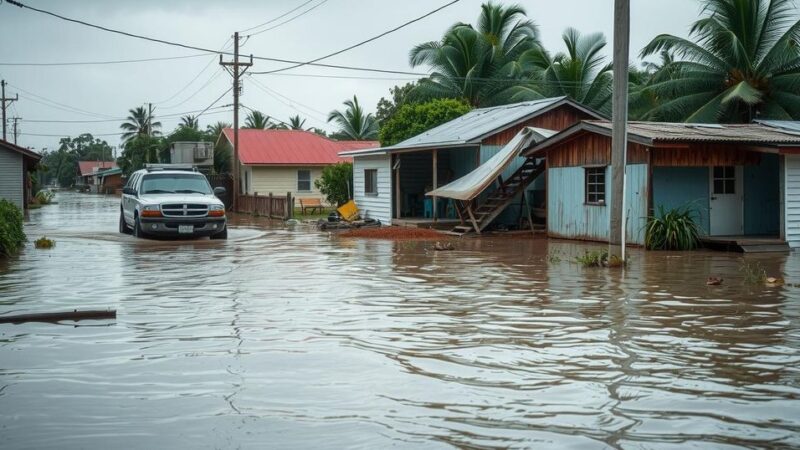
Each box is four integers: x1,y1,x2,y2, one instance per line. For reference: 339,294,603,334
482,105,595,146
547,133,648,167
651,144,761,166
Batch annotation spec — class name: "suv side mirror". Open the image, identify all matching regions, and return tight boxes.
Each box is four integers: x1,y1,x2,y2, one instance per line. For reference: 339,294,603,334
123,187,137,196
213,186,226,196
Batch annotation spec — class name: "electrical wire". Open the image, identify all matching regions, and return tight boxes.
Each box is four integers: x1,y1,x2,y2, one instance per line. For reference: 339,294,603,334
153,36,233,105
3,0,426,76
158,68,225,110
0,53,209,67
247,0,330,37
254,0,460,74
20,105,232,123
238,0,315,33
7,82,118,119
246,76,328,123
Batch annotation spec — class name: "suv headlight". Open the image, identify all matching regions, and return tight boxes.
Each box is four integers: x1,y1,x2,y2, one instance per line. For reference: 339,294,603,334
209,204,225,217
141,204,162,217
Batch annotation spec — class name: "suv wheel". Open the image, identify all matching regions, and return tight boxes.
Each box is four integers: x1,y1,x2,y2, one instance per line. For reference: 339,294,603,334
119,210,131,234
133,215,145,238
211,225,228,240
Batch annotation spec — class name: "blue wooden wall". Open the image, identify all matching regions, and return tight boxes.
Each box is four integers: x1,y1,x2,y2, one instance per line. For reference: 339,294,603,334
652,167,710,235
547,164,647,244
744,153,780,235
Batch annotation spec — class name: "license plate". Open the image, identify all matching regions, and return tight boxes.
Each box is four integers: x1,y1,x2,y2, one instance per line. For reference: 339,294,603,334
178,225,194,234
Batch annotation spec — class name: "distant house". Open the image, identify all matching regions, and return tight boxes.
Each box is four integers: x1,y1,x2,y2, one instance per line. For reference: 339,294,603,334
340,97,603,227
95,167,124,194
76,160,118,190
0,139,41,211
217,129,378,205
525,121,800,250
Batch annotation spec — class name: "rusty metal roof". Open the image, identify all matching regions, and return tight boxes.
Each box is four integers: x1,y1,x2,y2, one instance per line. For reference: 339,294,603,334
755,120,800,134
341,97,604,157
527,120,800,155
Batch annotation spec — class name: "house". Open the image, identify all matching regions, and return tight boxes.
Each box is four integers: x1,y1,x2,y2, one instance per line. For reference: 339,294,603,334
217,129,378,206
339,97,603,227
95,167,124,194
524,121,800,249
0,139,41,211
76,160,117,190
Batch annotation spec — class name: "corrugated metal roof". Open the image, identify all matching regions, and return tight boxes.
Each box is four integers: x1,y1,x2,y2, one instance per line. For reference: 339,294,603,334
755,120,800,134
221,129,378,165
527,120,800,155
341,96,600,157
0,139,42,162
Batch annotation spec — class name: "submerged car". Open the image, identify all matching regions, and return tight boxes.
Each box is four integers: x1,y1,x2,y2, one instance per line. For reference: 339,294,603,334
119,166,228,239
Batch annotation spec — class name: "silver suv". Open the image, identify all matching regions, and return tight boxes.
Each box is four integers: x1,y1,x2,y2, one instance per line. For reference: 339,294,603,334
119,166,228,239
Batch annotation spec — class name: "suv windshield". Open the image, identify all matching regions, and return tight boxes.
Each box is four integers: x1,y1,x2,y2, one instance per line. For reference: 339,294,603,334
140,173,212,195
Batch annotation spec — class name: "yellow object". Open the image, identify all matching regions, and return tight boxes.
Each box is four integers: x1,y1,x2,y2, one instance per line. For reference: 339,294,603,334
337,200,359,222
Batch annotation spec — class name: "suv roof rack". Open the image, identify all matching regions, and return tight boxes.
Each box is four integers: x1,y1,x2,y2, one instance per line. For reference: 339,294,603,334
144,163,196,172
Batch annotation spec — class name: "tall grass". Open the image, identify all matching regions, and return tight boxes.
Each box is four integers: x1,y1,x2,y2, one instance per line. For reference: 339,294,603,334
645,205,702,250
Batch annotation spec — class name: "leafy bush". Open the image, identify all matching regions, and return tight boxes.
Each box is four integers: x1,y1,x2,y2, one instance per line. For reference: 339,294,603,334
378,98,471,146
645,205,702,250
34,190,55,205
34,236,55,249
315,162,353,206
576,250,608,267
0,199,25,257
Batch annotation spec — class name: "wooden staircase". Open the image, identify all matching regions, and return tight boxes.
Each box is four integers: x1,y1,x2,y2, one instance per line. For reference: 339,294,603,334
449,158,545,236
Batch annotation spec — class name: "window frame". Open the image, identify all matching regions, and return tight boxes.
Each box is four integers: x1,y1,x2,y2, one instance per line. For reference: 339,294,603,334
584,166,606,206
364,169,378,196
296,169,312,193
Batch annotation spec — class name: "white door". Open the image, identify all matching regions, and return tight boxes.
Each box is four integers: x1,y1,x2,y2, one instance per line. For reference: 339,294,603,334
709,166,743,235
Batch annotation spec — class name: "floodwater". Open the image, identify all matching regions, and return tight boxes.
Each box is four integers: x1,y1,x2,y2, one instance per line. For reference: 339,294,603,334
1,192,800,449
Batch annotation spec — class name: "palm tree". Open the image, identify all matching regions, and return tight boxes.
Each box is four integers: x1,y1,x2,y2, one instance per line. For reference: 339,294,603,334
120,106,161,144
327,96,379,140
179,114,199,130
408,2,541,106
206,121,231,140
288,115,307,130
243,110,270,129
508,28,613,113
640,0,800,122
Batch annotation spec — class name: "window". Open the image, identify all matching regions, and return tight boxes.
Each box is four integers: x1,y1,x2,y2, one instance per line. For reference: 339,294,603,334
585,167,606,204
364,169,378,195
140,174,212,194
297,170,311,192
713,166,736,194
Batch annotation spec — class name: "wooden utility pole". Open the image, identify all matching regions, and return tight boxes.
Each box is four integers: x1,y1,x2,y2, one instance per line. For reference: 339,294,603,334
220,32,253,211
609,0,630,262
1,80,19,142
10,117,21,145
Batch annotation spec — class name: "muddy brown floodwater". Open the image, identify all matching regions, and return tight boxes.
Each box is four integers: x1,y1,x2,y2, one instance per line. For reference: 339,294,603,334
1,192,800,449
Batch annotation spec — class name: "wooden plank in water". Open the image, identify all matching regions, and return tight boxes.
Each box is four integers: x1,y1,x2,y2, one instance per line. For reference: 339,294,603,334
0,309,116,324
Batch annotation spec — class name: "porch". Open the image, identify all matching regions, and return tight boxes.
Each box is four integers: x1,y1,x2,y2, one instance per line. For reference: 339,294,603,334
700,236,789,253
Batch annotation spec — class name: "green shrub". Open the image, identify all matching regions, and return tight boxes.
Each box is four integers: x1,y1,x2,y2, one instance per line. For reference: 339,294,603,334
740,259,767,285
34,236,55,249
645,205,702,250
0,199,25,257
378,98,471,146
34,190,55,205
314,162,353,206
576,250,608,267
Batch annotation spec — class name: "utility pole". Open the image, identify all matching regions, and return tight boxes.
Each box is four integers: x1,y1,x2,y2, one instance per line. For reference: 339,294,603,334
220,32,253,211
10,117,21,145
609,0,630,262
1,80,19,142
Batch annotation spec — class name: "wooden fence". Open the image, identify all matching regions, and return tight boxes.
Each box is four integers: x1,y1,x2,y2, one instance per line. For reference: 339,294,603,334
236,192,293,220
207,174,234,210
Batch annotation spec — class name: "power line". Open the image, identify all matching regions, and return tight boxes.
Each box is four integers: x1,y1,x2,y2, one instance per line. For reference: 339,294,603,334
158,68,225,110
153,37,233,105
239,0,315,33
20,105,232,123
246,76,328,123
0,53,209,67
254,0,460,74
247,0,330,37
3,0,425,76
7,82,116,119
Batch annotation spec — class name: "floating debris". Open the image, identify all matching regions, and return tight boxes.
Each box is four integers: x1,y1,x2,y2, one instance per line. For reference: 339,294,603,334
433,241,455,251
34,236,55,249
706,276,723,286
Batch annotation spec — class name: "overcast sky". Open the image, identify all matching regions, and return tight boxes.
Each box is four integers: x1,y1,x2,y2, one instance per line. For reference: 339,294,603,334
0,0,701,152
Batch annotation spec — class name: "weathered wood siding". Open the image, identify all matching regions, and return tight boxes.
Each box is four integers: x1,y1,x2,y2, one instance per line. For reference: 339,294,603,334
784,155,800,248
353,155,392,224
651,145,761,167
0,148,23,210
547,133,648,167
249,165,326,204
547,164,647,245
482,104,596,146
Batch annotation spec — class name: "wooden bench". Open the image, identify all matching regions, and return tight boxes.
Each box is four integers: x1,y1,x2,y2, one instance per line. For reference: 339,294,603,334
299,198,323,215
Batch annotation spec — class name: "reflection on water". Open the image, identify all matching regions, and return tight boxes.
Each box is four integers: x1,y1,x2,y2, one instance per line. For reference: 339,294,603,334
1,192,799,449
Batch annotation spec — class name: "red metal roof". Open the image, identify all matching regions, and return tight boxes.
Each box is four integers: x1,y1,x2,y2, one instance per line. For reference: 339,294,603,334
78,160,118,176
221,128,379,165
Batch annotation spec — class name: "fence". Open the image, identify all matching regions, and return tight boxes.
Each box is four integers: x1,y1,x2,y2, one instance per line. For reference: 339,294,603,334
207,174,234,210
236,192,293,220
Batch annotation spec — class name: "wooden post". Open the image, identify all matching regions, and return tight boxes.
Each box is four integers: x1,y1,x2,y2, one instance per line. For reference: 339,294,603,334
394,154,401,220
609,0,630,261
523,190,535,236
268,192,273,218
287,191,293,219
432,149,438,221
